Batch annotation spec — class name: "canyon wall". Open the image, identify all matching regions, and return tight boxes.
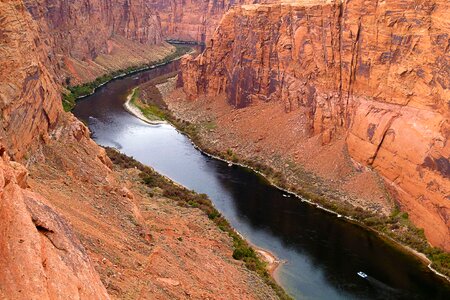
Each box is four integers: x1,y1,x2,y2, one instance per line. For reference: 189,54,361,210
150,0,281,43
23,0,171,84
0,0,160,296
0,1,109,298
0,0,282,297
0,150,110,299
181,1,450,250
0,0,62,160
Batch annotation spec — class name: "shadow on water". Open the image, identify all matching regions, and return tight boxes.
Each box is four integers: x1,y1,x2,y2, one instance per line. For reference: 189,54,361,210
203,160,450,299
73,47,450,300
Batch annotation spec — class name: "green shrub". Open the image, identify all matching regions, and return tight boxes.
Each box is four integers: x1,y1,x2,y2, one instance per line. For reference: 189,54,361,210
233,246,256,260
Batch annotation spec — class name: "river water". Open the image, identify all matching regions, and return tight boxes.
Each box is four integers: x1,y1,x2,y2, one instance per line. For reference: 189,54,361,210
73,57,450,299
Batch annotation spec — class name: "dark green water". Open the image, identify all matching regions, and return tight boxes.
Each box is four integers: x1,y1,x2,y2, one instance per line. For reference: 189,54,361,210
73,58,450,300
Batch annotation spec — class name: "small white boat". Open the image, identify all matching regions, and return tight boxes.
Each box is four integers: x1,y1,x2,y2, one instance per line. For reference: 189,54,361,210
282,194,291,198
357,271,368,279
228,163,233,167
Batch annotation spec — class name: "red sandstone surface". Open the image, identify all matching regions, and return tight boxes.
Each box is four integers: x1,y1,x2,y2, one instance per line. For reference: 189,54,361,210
150,0,280,43
180,0,450,250
24,0,173,84
1,0,449,296
0,0,281,297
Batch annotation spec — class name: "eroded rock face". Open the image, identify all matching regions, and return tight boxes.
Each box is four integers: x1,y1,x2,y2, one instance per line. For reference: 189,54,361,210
24,0,162,57
0,0,168,159
0,0,62,160
150,0,278,43
0,2,109,297
0,0,281,297
181,1,450,250
24,0,165,84
0,149,109,299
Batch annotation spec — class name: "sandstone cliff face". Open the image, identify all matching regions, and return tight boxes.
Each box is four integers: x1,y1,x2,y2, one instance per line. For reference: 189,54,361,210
0,1,282,297
150,0,240,43
0,0,62,160
24,0,167,84
0,150,110,299
181,1,450,250
150,0,279,43
0,2,110,297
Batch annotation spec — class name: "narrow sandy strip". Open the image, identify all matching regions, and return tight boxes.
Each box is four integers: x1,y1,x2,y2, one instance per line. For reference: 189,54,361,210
124,86,285,280
123,88,166,125
255,247,284,276
232,230,284,278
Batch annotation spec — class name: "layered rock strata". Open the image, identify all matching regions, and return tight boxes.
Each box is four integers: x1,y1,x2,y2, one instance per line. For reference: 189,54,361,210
0,0,62,160
181,1,450,250
0,2,108,297
1,0,281,297
150,0,281,43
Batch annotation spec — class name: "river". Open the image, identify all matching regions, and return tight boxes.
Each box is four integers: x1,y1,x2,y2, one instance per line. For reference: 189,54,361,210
73,55,450,300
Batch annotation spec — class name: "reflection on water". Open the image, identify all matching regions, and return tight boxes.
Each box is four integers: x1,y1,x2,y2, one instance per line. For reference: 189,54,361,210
73,57,450,300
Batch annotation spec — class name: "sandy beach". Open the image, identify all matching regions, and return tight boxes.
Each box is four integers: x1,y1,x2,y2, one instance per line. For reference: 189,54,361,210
123,88,166,125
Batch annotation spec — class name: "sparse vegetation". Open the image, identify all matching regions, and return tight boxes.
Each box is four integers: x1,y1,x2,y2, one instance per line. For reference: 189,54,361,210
129,88,167,121
93,48,450,284
133,82,450,280
61,45,192,111
105,147,293,300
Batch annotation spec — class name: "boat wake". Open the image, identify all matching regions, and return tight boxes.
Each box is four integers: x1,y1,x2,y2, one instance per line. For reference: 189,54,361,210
359,273,418,299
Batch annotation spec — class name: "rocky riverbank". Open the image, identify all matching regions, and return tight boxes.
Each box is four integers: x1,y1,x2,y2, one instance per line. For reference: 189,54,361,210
25,119,286,298
136,73,450,281
120,83,291,298
179,1,450,253
123,88,166,125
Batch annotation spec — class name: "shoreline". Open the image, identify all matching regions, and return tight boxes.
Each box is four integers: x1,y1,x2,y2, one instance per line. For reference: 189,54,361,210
122,88,287,282
105,147,292,299
147,88,450,284
64,45,197,111
131,72,450,283
123,88,167,125
122,72,448,284
185,134,450,283
254,246,283,277
78,48,196,100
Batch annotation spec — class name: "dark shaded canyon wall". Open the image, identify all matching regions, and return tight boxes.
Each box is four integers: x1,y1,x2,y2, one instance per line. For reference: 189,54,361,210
149,0,279,43
0,0,168,296
1,0,165,159
181,1,450,250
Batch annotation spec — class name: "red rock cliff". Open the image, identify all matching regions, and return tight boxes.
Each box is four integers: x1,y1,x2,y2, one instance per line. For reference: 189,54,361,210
24,0,169,84
0,0,62,160
0,1,109,297
181,1,450,250
1,1,279,297
0,150,109,299
150,0,278,43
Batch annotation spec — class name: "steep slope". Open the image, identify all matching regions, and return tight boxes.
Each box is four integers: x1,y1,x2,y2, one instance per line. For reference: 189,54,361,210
0,1,108,298
0,0,62,160
0,0,284,298
0,150,110,299
180,1,450,250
